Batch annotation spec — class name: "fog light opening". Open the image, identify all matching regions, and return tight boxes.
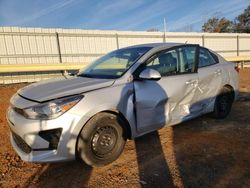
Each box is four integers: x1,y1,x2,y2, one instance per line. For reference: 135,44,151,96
38,128,63,150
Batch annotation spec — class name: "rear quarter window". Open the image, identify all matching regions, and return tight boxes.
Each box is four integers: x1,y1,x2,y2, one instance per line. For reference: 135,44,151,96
199,48,218,68
209,51,219,64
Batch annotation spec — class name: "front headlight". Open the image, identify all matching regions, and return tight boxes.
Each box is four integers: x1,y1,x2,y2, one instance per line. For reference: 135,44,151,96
23,95,83,120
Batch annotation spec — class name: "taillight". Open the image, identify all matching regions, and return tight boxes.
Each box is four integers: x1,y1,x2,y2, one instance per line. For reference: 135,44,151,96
235,66,240,73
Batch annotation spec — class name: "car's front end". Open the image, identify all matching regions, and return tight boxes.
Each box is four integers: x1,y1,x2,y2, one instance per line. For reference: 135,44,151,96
7,92,84,162
6,75,116,162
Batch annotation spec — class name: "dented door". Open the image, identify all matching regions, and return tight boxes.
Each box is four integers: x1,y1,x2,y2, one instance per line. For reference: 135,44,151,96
197,64,223,113
134,45,200,133
134,74,199,133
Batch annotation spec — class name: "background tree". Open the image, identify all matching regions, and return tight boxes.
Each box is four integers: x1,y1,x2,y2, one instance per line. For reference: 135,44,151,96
202,17,233,33
234,5,250,33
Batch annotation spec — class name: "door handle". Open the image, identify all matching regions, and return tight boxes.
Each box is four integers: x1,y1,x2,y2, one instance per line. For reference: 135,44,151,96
186,79,198,86
214,69,222,75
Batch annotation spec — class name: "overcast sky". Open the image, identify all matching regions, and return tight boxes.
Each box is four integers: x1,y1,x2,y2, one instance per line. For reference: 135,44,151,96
0,0,249,31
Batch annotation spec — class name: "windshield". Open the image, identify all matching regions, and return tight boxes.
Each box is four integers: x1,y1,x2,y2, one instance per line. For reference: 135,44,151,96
77,47,152,79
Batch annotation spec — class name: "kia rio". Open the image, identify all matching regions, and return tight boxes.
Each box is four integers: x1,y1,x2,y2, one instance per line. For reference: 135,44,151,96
7,43,238,166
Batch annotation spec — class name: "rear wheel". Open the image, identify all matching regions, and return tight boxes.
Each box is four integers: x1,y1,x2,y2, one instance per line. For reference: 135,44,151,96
212,87,234,119
76,112,127,167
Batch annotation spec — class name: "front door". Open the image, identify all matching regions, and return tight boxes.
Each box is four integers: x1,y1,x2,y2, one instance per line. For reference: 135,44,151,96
134,45,200,133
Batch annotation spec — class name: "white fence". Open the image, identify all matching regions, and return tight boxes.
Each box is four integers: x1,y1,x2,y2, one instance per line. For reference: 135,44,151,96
0,27,250,84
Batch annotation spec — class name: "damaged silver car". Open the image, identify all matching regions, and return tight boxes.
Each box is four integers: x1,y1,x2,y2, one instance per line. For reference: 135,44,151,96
7,43,239,166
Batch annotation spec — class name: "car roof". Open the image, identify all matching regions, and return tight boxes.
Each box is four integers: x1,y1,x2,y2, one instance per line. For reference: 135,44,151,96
123,42,184,50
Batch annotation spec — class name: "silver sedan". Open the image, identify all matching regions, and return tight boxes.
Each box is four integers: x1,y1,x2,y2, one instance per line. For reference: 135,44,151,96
7,43,239,166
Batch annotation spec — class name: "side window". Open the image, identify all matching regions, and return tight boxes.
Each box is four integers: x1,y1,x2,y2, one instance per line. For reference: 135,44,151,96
146,46,196,76
199,48,217,68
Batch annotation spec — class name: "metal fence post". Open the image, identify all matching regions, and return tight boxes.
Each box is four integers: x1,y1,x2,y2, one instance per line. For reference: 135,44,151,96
55,32,67,75
55,32,62,63
202,35,205,47
116,34,119,49
237,35,239,56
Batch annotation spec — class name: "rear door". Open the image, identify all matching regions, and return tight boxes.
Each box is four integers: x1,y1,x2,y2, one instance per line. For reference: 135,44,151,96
134,45,200,133
196,47,223,113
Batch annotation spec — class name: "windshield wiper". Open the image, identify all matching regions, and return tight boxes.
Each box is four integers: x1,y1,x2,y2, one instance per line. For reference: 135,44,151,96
77,73,118,79
77,74,96,78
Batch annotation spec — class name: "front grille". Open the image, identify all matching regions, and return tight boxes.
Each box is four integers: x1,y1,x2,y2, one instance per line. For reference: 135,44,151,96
12,132,31,154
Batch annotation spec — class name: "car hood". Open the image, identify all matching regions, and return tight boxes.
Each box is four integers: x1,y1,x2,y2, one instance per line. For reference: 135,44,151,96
18,76,115,102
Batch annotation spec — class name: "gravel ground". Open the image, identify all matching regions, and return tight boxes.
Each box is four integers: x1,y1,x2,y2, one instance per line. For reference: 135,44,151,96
0,70,249,188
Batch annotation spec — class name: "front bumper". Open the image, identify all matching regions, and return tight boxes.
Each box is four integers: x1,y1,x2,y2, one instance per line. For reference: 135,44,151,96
7,106,83,162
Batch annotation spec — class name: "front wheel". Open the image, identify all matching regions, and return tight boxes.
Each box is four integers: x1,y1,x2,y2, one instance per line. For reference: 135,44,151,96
76,112,127,167
212,87,234,119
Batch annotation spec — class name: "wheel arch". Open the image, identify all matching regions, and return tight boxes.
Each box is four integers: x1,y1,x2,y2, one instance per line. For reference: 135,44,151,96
223,84,235,101
99,110,132,140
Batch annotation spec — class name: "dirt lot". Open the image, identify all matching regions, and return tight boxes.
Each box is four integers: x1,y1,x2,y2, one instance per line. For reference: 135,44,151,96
0,70,250,188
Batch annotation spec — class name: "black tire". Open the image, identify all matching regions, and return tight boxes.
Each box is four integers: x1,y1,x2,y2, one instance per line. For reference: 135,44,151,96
76,112,127,167
212,87,234,119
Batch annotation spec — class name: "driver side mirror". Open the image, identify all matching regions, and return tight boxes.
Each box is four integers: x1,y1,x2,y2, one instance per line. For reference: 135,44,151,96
138,68,161,81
